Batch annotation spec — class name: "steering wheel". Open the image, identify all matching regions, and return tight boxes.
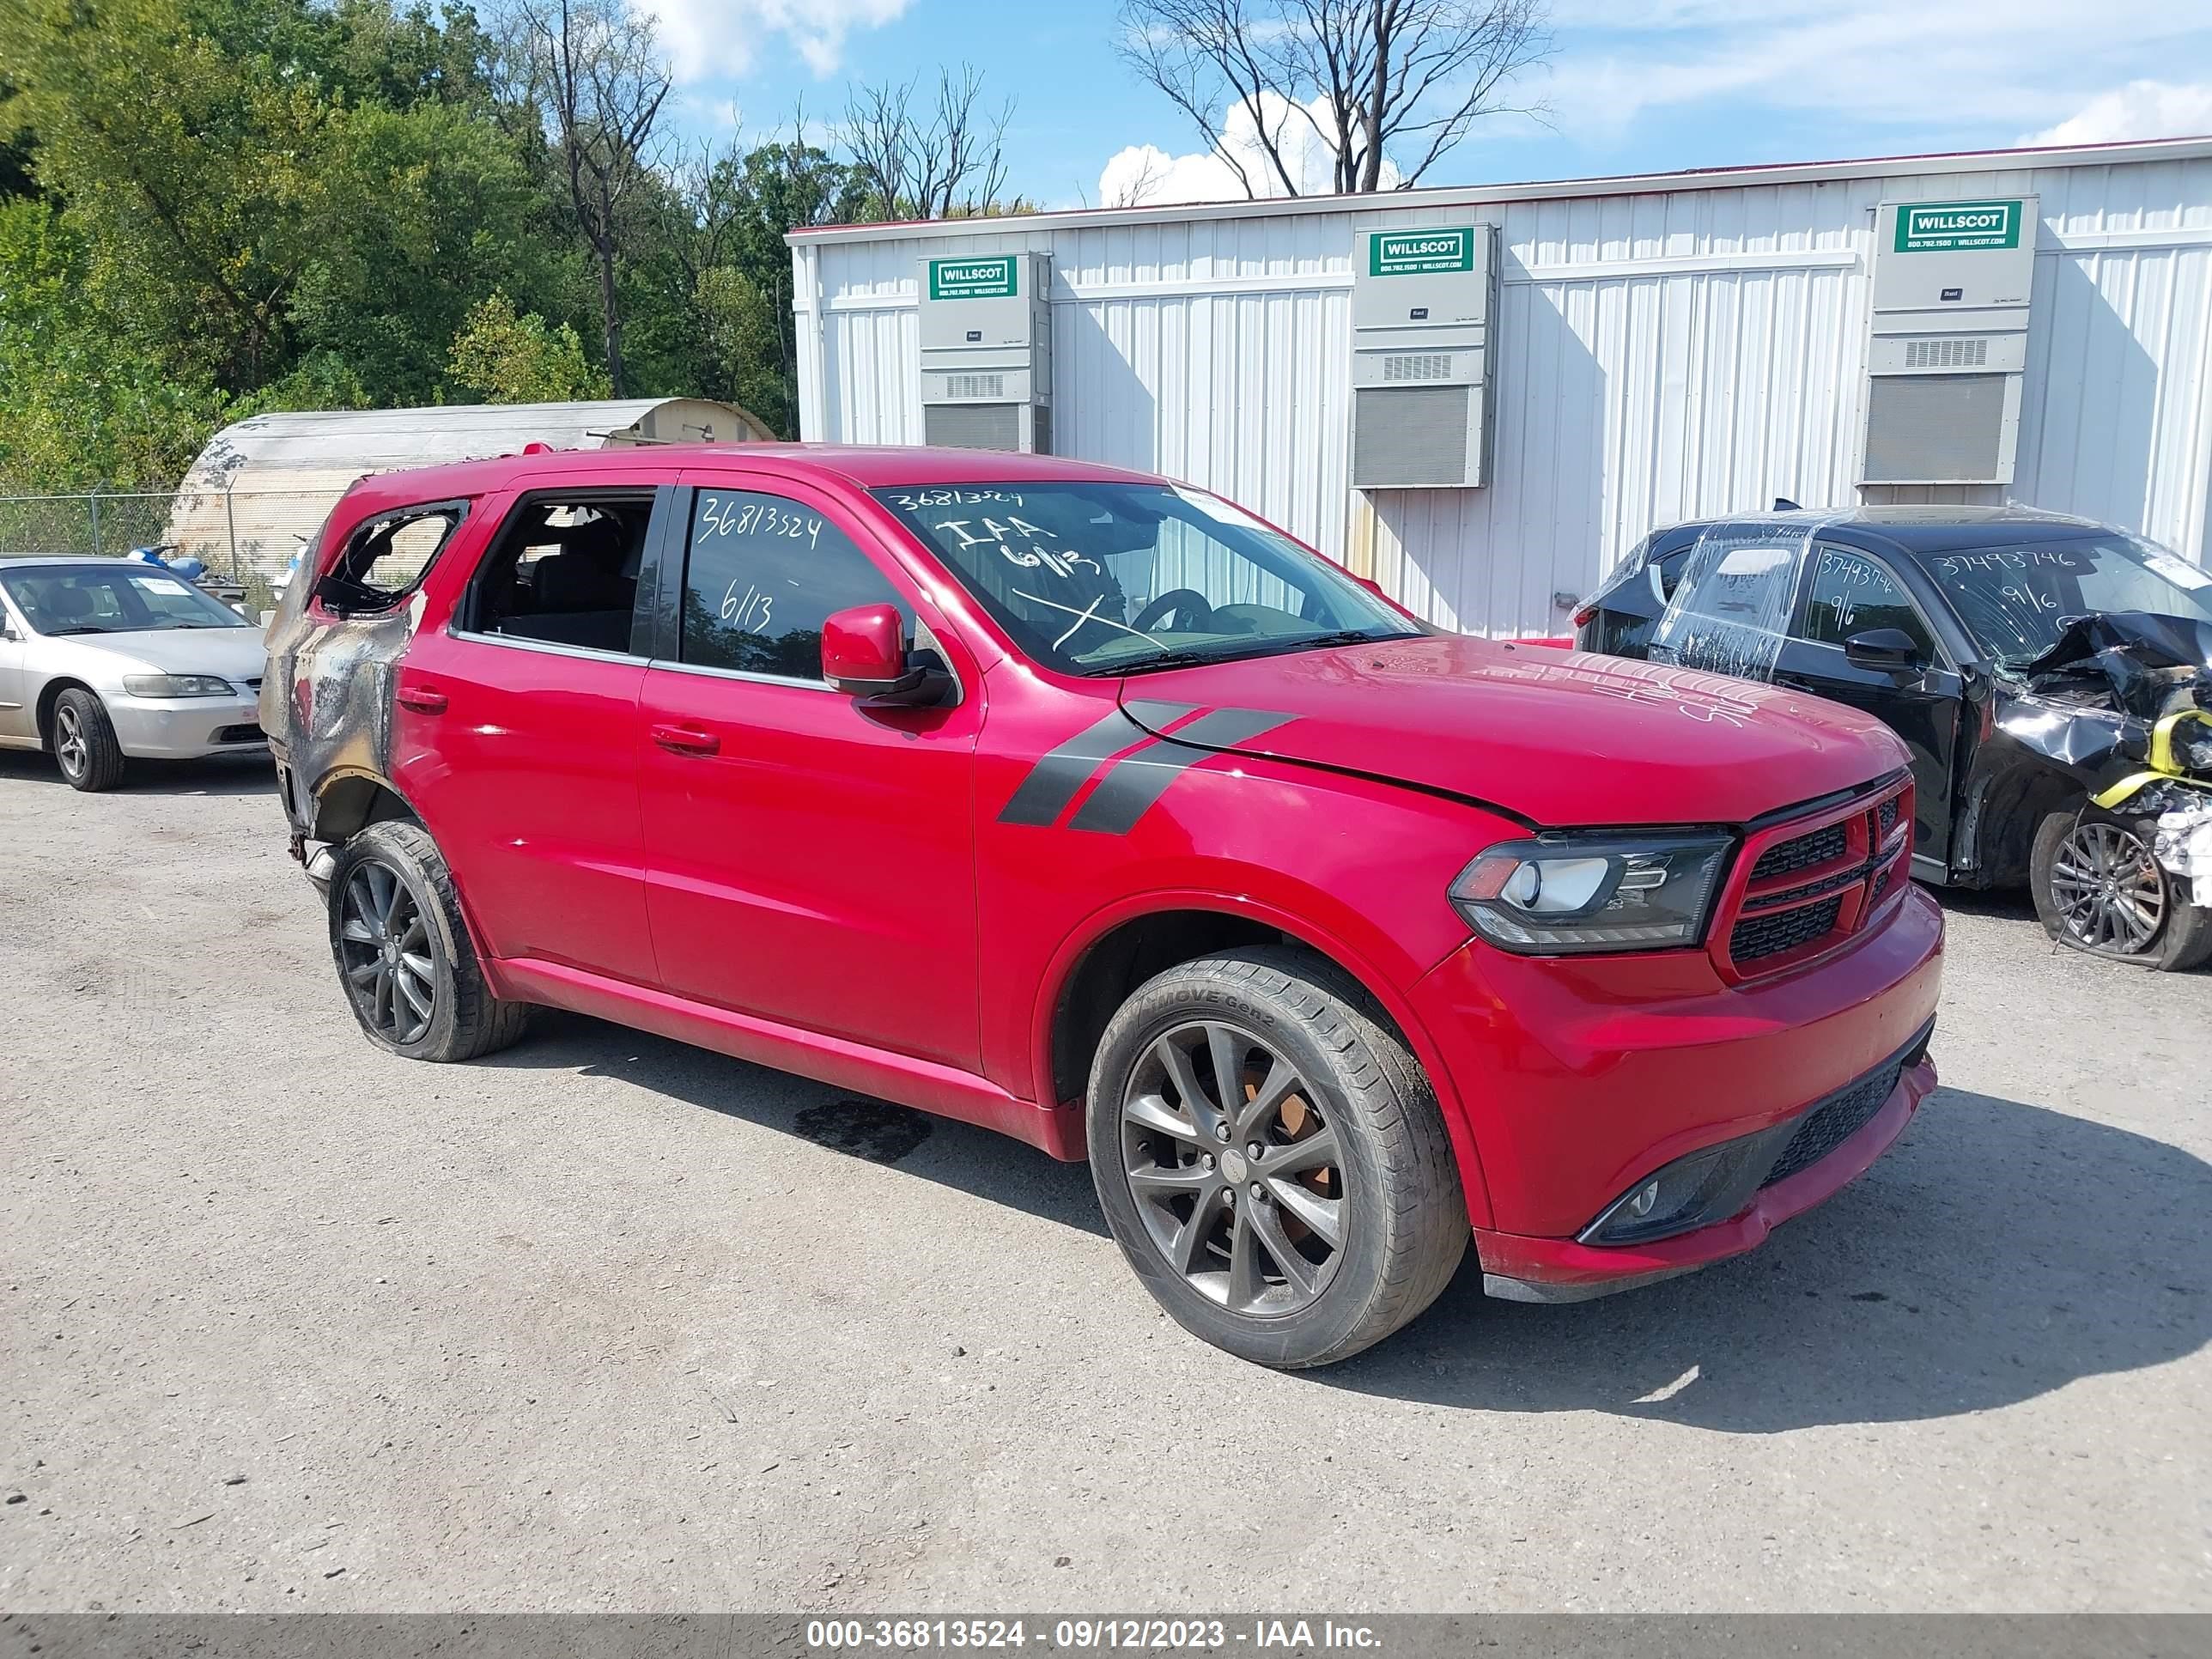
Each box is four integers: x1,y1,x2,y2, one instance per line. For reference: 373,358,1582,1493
1132,588,1213,633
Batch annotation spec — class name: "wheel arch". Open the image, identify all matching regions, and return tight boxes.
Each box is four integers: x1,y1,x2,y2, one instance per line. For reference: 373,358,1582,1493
1964,757,2082,889
1034,891,1496,1227
33,677,99,748
309,767,422,843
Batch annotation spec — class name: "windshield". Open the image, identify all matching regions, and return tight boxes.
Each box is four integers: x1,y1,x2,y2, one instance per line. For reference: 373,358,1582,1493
872,483,1420,675
1924,534,2212,668
1,565,250,635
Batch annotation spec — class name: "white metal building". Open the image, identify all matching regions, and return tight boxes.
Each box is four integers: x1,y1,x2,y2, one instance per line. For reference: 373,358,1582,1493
787,137,2212,638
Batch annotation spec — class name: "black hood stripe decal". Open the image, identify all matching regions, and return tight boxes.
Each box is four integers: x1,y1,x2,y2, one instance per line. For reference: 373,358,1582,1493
1003,704,1296,835
995,704,1195,827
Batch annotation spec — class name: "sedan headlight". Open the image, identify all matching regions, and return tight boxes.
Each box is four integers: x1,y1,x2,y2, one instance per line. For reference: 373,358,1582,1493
1450,831,1732,954
122,674,234,697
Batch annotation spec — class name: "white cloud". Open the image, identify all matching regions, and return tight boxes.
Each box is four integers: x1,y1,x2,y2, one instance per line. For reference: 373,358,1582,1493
2024,80,2212,145
1098,92,1400,207
1532,0,2212,145
631,0,908,82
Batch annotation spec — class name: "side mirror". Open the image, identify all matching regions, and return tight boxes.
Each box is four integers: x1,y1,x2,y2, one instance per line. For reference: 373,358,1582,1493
822,603,947,706
1843,627,1924,672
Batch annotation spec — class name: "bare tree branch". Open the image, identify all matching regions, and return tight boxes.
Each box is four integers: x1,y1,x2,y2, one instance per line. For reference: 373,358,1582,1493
496,0,670,395
840,64,1018,221
1117,0,1551,196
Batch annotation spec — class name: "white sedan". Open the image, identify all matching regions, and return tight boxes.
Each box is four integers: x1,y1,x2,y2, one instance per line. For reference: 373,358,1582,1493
0,556,270,792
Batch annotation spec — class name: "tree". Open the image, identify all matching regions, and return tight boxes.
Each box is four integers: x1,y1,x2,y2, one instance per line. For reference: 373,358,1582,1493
1116,0,1551,196
841,67,1018,222
498,0,669,396
447,290,610,401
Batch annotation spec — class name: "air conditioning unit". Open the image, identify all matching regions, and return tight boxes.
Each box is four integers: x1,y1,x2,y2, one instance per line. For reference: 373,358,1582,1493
1862,197,2038,485
1349,224,1499,489
918,252,1052,453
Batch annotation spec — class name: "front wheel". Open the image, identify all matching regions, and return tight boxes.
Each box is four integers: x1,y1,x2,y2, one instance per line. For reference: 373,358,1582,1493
1087,945,1468,1369
52,687,126,792
2031,805,2212,972
326,819,532,1060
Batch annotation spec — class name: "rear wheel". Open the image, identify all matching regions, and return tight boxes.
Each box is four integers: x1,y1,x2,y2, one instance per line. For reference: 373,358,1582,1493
52,688,125,792
326,819,532,1060
1087,945,1467,1369
2031,805,2212,972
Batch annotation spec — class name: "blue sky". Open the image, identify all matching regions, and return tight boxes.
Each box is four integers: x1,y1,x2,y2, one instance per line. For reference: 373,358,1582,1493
642,0,2212,208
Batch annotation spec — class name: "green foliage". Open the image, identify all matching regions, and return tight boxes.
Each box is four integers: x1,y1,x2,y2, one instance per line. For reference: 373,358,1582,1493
0,0,1024,484
447,291,610,402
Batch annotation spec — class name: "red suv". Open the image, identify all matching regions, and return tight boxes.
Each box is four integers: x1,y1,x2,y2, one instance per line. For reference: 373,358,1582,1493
264,446,1942,1368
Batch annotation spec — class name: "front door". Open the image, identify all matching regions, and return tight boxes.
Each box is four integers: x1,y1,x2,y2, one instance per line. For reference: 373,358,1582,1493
1776,542,1964,868
637,475,985,1071
392,487,665,986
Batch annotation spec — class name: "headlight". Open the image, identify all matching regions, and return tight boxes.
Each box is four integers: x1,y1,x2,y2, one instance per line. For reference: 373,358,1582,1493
1450,831,1732,954
122,674,234,697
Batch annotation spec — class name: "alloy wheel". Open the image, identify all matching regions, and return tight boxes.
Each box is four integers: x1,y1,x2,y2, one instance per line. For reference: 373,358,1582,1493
2049,819,2166,956
54,703,87,779
337,861,436,1043
1120,1019,1346,1316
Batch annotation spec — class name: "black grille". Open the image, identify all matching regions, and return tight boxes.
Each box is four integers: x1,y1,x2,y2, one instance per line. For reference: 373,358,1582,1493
214,724,265,744
1872,866,1892,902
1730,896,1841,963
1750,823,1848,882
1761,1059,1905,1188
1753,864,1868,909
1875,795,1900,839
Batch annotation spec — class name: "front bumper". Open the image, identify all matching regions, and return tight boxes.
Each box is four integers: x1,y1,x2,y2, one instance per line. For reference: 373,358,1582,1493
1407,880,1944,1293
106,694,267,759
1478,1039,1936,1301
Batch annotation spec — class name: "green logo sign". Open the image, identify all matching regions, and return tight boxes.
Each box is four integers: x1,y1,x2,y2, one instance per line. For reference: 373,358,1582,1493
928,257,1018,300
1893,200,2022,253
1370,228,1474,276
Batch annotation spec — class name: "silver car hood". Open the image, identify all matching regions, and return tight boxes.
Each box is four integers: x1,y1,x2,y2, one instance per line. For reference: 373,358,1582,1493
40,625,270,683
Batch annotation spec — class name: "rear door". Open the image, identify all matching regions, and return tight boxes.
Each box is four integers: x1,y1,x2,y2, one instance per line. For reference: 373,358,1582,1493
635,473,986,1070
1773,541,1964,866
392,485,667,987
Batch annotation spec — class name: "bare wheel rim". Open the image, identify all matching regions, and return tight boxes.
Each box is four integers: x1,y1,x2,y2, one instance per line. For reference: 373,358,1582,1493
1121,1018,1346,1317
54,704,87,775
2049,819,2166,956
337,860,436,1044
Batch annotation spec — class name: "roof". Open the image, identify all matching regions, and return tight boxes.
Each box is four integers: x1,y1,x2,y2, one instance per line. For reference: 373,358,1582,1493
1663,504,2125,554
329,443,1170,510
179,398,772,491
0,555,118,568
786,135,2212,247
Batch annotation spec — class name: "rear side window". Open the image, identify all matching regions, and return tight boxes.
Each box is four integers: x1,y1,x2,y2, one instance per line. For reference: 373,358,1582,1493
678,488,902,682
318,501,466,616
1798,545,1937,659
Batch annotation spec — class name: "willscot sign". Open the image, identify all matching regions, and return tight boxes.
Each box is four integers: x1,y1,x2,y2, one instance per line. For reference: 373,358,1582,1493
1370,228,1475,276
928,257,1018,300
1893,201,2024,253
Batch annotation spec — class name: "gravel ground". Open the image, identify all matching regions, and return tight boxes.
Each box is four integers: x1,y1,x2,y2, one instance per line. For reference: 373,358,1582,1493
3,749,2208,1613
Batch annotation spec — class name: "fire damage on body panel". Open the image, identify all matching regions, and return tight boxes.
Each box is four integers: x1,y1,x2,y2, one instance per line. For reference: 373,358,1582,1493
257,500,467,867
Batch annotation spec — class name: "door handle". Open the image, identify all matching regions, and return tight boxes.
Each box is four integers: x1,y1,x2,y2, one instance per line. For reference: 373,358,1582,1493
396,684,447,714
652,723,720,756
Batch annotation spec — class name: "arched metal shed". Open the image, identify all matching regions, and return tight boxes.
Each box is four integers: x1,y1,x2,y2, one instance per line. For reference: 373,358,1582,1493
166,398,772,579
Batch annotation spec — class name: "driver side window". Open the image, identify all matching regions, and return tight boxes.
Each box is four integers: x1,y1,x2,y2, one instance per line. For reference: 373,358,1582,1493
1797,545,1936,659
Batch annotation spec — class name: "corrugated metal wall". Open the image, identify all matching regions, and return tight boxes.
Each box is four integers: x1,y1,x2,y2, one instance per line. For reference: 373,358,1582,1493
796,151,2212,638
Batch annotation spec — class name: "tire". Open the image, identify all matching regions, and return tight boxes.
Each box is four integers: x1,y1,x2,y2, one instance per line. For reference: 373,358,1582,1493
325,819,532,1060
2031,804,2212,972
1086,945,1468,1369
51,687,126,792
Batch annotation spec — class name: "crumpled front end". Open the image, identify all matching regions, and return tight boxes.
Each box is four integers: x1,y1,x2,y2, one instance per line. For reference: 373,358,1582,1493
1986,610,2212,896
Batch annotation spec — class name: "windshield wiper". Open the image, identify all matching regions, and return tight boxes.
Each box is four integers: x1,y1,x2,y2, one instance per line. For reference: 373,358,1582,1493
41,625,109,636
1097,628,1417,678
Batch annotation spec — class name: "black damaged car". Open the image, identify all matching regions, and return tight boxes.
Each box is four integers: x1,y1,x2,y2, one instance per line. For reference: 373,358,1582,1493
1574,506,2212,970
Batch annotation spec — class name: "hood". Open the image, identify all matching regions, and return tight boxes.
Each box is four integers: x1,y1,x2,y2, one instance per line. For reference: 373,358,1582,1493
51,625,269,683
2020,610,2212,724
1117,635,1908,828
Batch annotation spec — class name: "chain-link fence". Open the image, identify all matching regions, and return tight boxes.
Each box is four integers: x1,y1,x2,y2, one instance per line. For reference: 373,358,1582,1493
0,486,333,586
